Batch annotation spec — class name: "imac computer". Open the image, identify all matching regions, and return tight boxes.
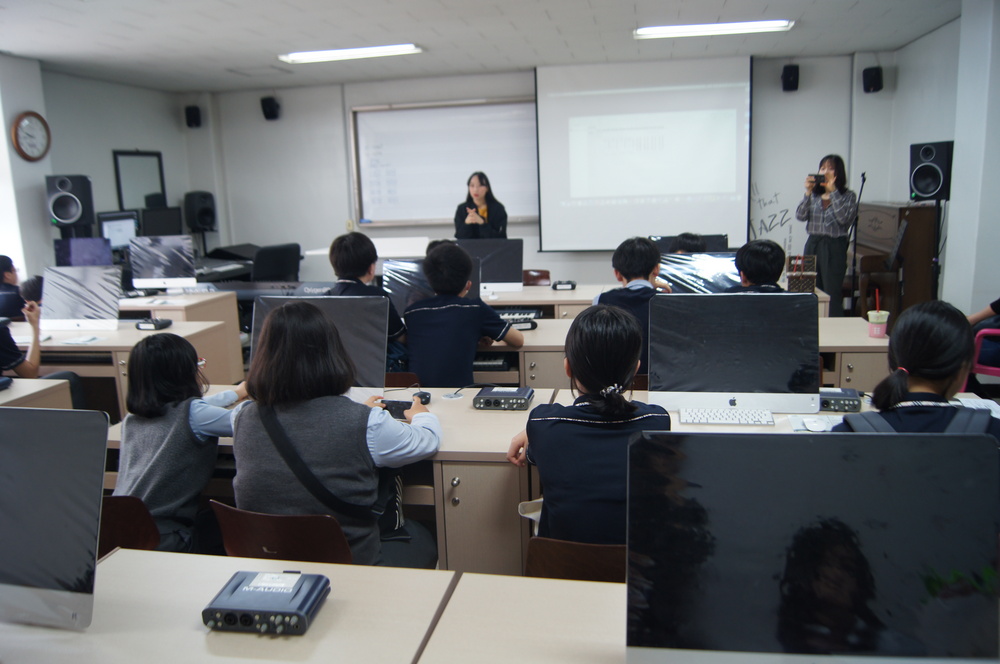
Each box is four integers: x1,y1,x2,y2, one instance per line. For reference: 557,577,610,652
98,210,140,250
658,252,740,294
140,207,183,237
381,257,481,315
53,238,114,267
40,265,122,331
129,235,197,290
456,238,524,294
648,292,820,413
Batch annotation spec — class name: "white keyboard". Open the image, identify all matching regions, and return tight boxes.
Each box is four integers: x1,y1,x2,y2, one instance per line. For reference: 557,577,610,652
678,408,775,426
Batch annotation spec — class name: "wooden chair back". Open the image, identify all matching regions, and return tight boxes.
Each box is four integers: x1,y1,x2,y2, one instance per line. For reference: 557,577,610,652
524,536,626,583
522,269,551,286
385,372,421,388
98,495,160,558
210,499,353,564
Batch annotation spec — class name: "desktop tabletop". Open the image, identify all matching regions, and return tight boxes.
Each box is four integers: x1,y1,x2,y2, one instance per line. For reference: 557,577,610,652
10,320,225,351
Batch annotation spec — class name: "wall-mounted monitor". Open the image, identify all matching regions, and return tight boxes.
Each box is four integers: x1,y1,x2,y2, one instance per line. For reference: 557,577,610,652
457,238,524,294
129,235,197,290
53,238,113,267
140,207,183,236
40,265,122,331
98,210,140,250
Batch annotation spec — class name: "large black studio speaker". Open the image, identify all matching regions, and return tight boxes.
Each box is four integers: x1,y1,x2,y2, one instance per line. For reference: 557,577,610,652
46,175,94,231
909,141,953,201
184,191,217,232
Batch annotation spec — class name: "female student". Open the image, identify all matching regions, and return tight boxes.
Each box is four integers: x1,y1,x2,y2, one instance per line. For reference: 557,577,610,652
506,305,671,544
232,301,441,566
114,333,247,552
833,300,1000,437
453,171,507,239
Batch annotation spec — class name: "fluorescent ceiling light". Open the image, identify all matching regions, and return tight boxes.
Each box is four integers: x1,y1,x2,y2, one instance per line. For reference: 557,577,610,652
634,20,794,40
278,43,423,64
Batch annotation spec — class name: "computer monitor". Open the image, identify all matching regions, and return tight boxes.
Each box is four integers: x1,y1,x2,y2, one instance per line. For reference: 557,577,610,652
456,239,524,294
98,210,140,250
627,431,1000,658
648,292,820,413
381,257,481,315
657,252,740,294
650,233,730,253
129,235,197,290
249,296,388,389
53,238,113,267
40,265,122,331
140,207,183,236
0,408,109,630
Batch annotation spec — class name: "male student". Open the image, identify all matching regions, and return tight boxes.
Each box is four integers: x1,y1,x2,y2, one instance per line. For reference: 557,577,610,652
725,239,786,293
594,237,662,374
328,232,407,371
0,255,26,319
404,243,523,387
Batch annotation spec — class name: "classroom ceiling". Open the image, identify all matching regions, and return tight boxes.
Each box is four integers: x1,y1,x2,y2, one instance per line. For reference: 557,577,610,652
0,0,961,93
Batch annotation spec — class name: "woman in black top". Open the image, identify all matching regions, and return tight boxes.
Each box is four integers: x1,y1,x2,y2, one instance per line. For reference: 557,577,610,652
453,171,507,239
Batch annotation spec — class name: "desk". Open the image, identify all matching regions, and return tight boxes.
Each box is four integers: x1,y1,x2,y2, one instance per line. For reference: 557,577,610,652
11,321,231,422
0,548,457,664
119,291,244,384
0,378,71,409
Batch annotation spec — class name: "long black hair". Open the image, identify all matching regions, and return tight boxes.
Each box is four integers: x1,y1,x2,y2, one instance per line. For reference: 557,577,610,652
871,300,974,410
819,154,849,194
464,171,499,207
126,333,205,418
565,305,641,416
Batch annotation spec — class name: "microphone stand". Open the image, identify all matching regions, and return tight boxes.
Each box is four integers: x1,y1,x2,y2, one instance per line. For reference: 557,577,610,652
848,172,867,316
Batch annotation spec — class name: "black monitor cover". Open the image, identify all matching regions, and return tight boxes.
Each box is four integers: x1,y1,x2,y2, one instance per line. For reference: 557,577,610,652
456,238,524,285
129,235,196,280
650,234,730,253
657,253,740,294
140,207,183,236
54,238,114,267
381,257,481,315
628,431,1000,657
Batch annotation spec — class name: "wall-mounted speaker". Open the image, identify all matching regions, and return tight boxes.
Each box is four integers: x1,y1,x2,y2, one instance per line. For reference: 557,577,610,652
261,97,280,121
862,67,883,93
781,65,799,92
184,191,217,232
46,175,95,228
185,105,202,128
909,141,953,201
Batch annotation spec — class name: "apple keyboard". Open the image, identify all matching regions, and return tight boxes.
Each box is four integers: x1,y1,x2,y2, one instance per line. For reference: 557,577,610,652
678,408,775,426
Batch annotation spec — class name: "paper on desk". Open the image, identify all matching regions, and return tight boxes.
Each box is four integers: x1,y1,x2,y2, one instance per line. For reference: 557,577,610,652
956,397,1000,417
62,335,102,345
12,334,52,344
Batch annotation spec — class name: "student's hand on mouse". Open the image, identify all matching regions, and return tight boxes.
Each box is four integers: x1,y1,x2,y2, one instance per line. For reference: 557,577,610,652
404,395,429,421
365,395,386,409
22,301,40,328
506,430,528,467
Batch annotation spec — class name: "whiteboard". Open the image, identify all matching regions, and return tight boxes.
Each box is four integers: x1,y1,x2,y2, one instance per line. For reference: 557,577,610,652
353,102,539,224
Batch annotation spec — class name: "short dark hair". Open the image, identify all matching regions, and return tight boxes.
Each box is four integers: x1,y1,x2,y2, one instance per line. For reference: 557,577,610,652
423,243,473,296
329,232,377,279
612,237,660,281
871,300,974,410
819,154,849,194
0,255,13,276
19,275,43,302
425,239,455,255
735,239,785,285
247,301,356,407
668,233,707,253
565,305,641,416
126,333,205,418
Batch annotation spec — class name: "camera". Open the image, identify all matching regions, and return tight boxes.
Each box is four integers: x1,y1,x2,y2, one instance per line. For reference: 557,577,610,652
810,173,826,195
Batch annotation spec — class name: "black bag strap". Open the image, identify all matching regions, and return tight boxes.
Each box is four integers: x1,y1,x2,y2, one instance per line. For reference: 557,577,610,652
258,406,375,522
843,411,897,432
944,408,993,434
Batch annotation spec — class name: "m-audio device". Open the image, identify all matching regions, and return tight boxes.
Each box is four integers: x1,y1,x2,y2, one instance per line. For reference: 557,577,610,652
819,388,862,412
473,386,535,410
202,571,330,635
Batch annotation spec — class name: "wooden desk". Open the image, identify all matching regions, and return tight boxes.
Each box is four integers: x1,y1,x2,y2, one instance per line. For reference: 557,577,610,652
0,378,71,409
0,548,457,664
11,321,231,422
119,291,244,384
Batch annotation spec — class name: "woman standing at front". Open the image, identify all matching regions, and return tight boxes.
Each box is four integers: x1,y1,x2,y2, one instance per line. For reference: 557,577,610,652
454,171,507,239
795,154,857,316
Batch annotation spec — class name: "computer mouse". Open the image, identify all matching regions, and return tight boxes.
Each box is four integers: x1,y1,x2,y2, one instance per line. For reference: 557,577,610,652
414,391,431,405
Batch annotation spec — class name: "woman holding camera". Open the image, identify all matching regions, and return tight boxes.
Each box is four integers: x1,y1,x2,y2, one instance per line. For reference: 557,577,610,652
795,154,857,316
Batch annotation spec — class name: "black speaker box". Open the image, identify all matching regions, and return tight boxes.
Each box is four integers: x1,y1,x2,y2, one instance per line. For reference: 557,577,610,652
781,65,799,92
46,175,94,228
909,141,953,201
862,67,883,93
185,105,202,128
184,191,217,232
261,97,280,121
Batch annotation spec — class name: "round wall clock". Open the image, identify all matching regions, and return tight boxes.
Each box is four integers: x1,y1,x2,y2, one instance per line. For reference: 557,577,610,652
11,111,51,162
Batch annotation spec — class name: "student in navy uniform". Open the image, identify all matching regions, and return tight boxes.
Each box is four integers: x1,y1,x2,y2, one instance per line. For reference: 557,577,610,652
0,299,41,377
833,300,1000,438
328,232,407,371
725,239,786,293
506,305,670,545
0,255,26,319
594,236,663,374
404,242,523,387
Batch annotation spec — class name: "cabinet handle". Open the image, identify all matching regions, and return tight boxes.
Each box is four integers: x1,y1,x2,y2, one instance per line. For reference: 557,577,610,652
846,363,854,371
450,477,460,487
451,497,461,506
845,377,852,383
530,374,536,381
561,311,569,318
119,359,127,376
529,362,537,369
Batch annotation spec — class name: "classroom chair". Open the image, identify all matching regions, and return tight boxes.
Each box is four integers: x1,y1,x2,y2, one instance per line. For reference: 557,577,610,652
522,269,551,286
98,496,160,559
524,536,626,583
964,328,1000,391
250,243,302,282
210,499,353,564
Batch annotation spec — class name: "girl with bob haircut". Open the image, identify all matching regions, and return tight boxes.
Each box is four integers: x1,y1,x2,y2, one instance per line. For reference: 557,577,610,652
833,300,1000,437
114,333,247,552
453,171,507,239
506,305,671,544
233,301,441,566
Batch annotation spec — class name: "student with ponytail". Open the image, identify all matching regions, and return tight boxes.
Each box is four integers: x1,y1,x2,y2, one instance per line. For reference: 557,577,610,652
833,300,1000,437
506,305,671,544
